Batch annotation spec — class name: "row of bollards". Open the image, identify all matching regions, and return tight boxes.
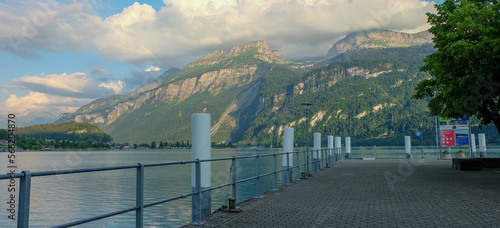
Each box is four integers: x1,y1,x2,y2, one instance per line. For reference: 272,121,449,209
190,114,353,225
310,133,351,172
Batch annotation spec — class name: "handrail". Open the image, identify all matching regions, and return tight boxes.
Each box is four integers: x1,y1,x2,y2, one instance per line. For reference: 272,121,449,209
1,148,344,227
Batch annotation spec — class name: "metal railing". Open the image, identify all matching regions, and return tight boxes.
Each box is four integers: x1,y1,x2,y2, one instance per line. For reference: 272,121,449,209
349,146,500,159
0,148,344,227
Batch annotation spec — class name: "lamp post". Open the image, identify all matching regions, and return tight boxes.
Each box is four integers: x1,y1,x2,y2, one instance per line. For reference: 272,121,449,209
420,122,424,159
301,102,312,176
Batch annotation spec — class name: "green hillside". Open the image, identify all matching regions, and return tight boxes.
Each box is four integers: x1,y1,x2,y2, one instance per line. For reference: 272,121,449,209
237,44,437,146
15,121,113,142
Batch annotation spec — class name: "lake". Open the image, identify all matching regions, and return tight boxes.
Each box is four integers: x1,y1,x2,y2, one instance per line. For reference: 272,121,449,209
0,148,285,227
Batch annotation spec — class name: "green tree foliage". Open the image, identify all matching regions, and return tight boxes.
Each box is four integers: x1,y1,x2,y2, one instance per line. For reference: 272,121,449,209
414,0,500,133
16,121,113,142
14,136,111,150
0,129,8,139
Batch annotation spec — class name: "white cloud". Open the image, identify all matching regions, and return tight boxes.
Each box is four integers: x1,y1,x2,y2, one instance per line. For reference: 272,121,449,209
1,71,130,118
145,65,161,72
0,0,101,57
3,91,93,116
1,0,437,66
98,80,125,94
11,72,119,99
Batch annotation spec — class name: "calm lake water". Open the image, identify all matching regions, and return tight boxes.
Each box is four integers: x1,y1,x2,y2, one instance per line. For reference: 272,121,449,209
0,148,284,227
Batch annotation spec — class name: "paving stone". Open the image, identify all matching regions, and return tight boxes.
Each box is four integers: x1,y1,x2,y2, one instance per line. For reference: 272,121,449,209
184,159,500,228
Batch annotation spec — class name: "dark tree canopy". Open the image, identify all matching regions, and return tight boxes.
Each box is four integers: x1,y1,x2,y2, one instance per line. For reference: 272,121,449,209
414,0,500,133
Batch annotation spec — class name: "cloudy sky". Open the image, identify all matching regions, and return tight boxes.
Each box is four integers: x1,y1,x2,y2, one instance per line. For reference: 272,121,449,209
0,0,443,122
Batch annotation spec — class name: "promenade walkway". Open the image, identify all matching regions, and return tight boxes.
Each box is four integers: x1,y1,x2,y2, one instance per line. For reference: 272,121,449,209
186,159,500,227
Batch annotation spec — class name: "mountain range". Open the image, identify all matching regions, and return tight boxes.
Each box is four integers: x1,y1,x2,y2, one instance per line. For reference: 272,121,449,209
56,29,438,146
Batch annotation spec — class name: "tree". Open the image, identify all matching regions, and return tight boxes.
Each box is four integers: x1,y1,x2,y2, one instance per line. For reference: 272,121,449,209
151,141,156,149
414,0,500,133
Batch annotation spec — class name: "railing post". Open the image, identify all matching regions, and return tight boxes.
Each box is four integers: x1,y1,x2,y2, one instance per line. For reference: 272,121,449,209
231,156,237,201
304,149,308,176
287,152,291,184
193,160,203,224
306,150,311,176
136,163,144,228
256,155,261,198
328,136,333,166
273,153,278,190
18,171,31,228
322,149,326,168
296,151,300,180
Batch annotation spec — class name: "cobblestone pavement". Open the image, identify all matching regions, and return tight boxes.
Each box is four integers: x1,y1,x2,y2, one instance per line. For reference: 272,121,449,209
185,159,500,228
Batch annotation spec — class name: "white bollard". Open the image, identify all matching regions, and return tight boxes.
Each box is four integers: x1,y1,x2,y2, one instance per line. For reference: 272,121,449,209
405,136,411,159
282,128,294,185
328,136,334,165
313,133,321,171
479,133,486,158
471,134,476,158
191,113,211,223
339,137,346,159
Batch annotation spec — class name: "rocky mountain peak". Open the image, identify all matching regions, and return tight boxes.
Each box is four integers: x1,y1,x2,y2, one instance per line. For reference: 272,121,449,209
325,29,433,59
228,40,271,56
186,40,290,68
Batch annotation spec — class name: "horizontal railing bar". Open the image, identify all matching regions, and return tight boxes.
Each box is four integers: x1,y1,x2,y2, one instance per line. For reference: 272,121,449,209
260,171,276,178
0,165,141,179
258,153,279,158
33,165,140,177
144,160,196,167
233,155,260,159
236,176,258,184
143,193,195,208
205,182,233,192
53,206,139,228
204,157,233,162
0,173,25,179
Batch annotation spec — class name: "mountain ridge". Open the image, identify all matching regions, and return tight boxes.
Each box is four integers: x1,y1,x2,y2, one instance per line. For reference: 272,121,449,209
325,29,433,59
56,40,289,143
56,30,438,145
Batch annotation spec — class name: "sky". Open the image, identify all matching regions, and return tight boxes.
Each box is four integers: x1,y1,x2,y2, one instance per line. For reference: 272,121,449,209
0,0,444,122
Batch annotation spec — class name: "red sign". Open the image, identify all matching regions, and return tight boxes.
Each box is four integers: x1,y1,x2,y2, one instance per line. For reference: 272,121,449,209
441,130,455,146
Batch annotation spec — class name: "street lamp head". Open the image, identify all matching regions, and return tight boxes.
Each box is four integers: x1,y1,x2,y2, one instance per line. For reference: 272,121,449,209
301,102,313,110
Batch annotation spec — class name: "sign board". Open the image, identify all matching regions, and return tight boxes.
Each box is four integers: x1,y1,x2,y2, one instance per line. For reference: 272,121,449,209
440,125,469,130
441,130,455,146
451,117,469,122
416,131,421,137
440,124,469,147
439,117,469,122
455,129,469,146
439,117,451,122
